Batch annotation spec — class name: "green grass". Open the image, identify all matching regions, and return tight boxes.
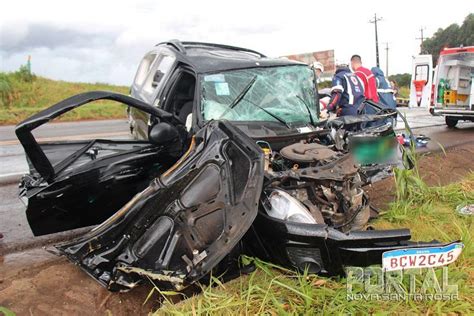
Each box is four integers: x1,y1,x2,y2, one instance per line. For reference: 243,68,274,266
152,171,474,315
0,306,16,316
0,71,129,125
398,86,410,99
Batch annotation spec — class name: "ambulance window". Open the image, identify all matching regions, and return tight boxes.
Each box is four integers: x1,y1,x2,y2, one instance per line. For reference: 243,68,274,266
415,65,429,82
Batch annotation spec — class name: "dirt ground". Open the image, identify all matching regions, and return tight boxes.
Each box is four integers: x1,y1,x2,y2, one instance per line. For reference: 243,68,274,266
0,249,159,315
366,142,474,209
1,143,474,315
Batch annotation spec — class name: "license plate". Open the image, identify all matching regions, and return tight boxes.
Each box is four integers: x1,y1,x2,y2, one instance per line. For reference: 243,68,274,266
350,135,397,165
382,243,464,271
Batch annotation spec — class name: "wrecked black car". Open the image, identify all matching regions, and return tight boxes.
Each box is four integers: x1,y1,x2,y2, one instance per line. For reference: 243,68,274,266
16,41,451,292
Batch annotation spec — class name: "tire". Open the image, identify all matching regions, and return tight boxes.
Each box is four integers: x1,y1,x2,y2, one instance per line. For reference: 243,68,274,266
445,116,458,128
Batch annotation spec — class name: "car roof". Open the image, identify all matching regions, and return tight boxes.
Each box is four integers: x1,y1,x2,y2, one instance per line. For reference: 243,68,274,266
155,40,305,74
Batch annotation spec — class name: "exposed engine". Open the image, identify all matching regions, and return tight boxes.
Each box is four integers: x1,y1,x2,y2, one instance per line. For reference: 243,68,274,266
259,141,370,233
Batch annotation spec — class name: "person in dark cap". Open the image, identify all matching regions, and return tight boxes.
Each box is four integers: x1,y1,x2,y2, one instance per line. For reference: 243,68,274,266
326,65,365,116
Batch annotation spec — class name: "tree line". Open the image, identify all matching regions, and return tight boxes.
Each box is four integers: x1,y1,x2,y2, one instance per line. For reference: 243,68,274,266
388,13,473,89
422,13,474,64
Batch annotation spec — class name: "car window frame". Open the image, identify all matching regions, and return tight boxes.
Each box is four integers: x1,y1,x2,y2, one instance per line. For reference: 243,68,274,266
160,66,196,112
131,48,177,105
143,52,176,100
132,53,157,87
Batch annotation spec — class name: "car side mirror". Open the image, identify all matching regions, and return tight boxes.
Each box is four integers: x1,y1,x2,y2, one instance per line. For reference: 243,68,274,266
149,122,180,145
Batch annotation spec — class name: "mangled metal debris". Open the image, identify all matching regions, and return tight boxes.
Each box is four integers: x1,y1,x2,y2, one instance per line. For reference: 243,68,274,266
117,266,185,290
37,119,264,292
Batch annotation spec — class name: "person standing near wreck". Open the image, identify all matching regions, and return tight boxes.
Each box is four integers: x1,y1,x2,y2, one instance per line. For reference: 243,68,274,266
350,54,379,102
326,66,365,116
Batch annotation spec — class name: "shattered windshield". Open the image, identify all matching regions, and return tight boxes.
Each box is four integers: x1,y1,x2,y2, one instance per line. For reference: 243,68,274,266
200,65,318,126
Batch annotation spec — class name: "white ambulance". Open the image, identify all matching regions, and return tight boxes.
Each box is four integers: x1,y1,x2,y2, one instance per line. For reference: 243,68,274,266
431,47,474,127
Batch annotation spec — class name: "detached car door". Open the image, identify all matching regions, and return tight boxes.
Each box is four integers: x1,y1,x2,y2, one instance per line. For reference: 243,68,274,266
54,120,264,291
16,91,182,236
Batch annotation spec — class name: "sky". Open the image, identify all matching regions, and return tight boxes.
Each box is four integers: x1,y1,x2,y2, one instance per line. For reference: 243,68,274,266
0,0,472,85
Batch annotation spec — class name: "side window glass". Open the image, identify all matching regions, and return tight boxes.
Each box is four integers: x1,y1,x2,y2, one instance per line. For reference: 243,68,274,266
134,54,157,86
143,55,176,94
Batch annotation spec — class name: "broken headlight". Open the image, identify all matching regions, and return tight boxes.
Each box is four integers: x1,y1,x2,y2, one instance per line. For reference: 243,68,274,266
262,189,317,224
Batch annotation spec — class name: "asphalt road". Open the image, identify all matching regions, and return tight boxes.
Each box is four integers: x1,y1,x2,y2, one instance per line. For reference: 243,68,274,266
0,119,130,143
0,119,130,183
0,109,473,255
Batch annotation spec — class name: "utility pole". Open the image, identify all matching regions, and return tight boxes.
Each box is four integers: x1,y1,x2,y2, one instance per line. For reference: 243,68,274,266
384,43,389,76
27,55,32,75
369,13,383,67
416,27,426,54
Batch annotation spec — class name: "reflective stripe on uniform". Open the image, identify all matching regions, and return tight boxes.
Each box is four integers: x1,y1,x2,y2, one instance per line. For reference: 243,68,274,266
377,88,394,93
331,85,344,92
344,75,354,105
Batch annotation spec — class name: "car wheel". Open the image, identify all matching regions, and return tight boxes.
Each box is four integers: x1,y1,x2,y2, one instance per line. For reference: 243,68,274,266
445,116,458,128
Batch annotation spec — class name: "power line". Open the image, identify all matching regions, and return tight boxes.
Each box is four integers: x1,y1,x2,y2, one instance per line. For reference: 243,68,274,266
369,13,383,67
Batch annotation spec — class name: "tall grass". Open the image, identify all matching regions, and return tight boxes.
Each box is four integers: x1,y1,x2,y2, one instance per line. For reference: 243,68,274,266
156,258,356,315
0,73,14,107
0,71,128,125
14,65,36,83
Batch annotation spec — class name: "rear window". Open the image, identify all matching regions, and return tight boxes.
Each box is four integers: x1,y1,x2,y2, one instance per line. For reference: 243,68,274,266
134,53,156,86
142,55,176,94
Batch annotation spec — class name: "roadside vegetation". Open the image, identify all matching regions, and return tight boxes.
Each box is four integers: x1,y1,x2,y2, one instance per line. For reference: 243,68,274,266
388,73,410,99
388,73,411,88
421,13,474,64
397,86,409,99
0,68,128,125
154,159,474,314
388,13,474,100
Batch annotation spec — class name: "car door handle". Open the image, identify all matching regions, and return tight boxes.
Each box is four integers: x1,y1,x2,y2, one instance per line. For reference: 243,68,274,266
37,184,73,199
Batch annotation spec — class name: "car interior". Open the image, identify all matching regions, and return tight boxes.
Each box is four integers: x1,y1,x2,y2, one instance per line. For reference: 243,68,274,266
165,71,196,129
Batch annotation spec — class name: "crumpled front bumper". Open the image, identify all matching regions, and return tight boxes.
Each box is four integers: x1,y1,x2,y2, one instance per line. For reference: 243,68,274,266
246,212,448,275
